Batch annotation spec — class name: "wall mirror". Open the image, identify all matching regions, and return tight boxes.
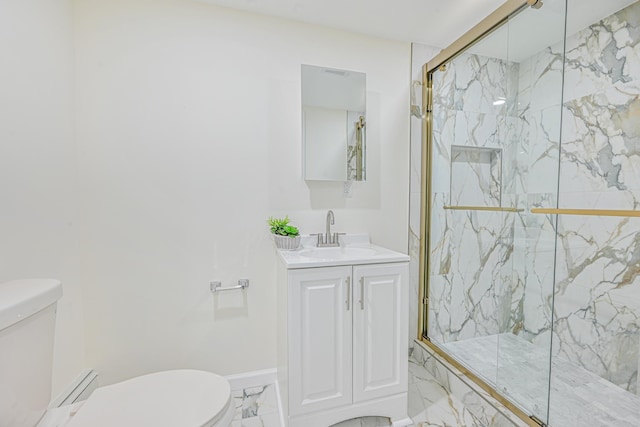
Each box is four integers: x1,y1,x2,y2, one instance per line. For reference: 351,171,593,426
301,64,366,182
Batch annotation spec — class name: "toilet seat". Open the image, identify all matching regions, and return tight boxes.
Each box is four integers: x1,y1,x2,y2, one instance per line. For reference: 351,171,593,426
65,370,233,427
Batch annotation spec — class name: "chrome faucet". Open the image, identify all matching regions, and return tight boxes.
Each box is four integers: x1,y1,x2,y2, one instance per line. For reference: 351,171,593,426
326,210,334,239
316,210,342,247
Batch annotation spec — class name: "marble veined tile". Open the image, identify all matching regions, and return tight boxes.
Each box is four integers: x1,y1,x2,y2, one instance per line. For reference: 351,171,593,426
242,385,278,418
442,333,640,427
409,362,504,427
410,343,526,427
561,79,640,193
431,107,454,194
433,52,519,114
328,349,526,427
231,383,280,427
452,110,503,149
552,213,640,394
519,46,564,112
562,1,640,103
429,190,517,343
558,189,640,211
523,106,561,195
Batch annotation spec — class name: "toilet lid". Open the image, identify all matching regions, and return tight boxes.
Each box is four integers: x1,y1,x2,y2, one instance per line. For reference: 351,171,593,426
66,370,231,427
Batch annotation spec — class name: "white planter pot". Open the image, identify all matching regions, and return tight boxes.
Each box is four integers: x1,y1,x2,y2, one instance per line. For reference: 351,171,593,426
273,234,301,251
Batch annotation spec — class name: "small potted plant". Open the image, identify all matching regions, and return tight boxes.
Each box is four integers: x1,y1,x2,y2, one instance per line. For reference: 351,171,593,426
268,216,301,250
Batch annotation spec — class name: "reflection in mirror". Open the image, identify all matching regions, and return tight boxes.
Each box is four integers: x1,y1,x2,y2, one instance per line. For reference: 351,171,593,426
301,64,366,181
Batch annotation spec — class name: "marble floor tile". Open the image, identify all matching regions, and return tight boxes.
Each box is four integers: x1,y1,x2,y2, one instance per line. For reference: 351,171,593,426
232,411,281,427
408,370,495,427
443,333,640,427
231,383,280,427
232,351,523,427
329,353,514,427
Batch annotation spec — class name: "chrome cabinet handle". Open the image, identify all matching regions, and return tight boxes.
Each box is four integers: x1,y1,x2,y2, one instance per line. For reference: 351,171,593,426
359,277,364,310
346,276,351,310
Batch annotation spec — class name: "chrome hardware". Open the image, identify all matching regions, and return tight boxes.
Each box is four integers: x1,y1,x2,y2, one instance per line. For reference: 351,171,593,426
317,210,343,247
346,276,351,310
326,209,334,239
210,279,249,293
355,116,366,181
310,233,323,246
359,277,365,310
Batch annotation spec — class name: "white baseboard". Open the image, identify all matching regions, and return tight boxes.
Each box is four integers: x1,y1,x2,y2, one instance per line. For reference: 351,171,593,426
224,368,278,391
392,417,413,427
49,369,99,408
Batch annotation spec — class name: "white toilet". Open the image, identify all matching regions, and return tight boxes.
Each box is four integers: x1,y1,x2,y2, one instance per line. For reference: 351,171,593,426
0,279,235,427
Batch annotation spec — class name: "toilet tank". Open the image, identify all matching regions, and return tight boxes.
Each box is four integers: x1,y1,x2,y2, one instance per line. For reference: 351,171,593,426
0,279,63,427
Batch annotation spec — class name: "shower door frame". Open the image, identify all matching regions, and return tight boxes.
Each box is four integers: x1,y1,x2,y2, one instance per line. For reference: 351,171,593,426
417,1,548,426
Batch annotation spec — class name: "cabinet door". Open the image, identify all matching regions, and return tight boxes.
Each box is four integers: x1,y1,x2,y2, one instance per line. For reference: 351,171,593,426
288,266,353,415
353,263,408,403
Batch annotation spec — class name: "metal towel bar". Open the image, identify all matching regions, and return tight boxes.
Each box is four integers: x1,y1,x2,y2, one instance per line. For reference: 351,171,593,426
210,279,249,293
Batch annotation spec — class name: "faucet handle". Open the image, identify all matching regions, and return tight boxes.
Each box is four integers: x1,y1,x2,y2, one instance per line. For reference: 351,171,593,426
310,233,324,246
332,232,346,245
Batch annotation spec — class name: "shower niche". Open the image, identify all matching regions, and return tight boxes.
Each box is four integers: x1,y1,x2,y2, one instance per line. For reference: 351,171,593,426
449,146,502,208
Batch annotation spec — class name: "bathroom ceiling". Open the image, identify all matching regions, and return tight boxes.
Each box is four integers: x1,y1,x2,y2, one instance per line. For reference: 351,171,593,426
194,0,507,49
196,0,639,61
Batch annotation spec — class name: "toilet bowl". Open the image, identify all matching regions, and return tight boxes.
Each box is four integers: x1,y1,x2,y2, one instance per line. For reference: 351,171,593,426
0,279,234,427
64,370,234,427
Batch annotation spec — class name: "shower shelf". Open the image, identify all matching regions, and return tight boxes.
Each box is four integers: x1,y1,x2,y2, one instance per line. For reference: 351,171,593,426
443,205,523,212
531,208,640,217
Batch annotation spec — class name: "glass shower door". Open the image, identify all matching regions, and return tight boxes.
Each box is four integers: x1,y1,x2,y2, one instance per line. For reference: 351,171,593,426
546,1,640,425
424,0,568,424
492,1,567,423
425,0,640,425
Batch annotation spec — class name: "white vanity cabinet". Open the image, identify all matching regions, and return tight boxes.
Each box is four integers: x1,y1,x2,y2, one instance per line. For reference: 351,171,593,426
277,246,409,427
288,266,353,416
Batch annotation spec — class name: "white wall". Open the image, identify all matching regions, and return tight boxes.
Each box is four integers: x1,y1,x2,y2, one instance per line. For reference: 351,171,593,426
74,0,411,384
0,0,85,395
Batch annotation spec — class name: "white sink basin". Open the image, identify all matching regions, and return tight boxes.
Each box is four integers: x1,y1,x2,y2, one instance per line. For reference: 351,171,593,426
276,235,409,269
298,247,378,260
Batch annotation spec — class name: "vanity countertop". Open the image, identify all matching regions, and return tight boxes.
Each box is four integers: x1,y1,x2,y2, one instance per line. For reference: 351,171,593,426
276,234,409,269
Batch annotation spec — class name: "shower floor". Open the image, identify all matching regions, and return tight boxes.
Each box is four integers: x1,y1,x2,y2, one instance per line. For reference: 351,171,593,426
441,333,640,427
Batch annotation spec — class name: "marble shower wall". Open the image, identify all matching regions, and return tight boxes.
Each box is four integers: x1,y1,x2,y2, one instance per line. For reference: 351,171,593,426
427,52,522,344
409,1,640,423
414,0,640,398
550,1,640,396
462,0,640,399
509,18,565,349
508,0,640,398
429,2,640,396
